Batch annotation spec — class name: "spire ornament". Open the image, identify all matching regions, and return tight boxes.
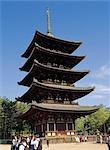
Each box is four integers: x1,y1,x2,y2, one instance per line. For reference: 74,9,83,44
46,8,54,37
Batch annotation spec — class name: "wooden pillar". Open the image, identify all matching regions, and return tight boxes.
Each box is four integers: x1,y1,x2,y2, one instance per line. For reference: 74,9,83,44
73,120,75,130
47,123,49,131
66,123,68,130
41,124,43,132
54,122,56,131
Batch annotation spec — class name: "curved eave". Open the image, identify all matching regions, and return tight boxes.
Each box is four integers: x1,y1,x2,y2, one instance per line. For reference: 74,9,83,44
20,44,85,72
33,79,95,91
21,31,82,58
36,31,82,47
18,60,89,87
17,79,95,102
20,104,99,119
35,43,84,58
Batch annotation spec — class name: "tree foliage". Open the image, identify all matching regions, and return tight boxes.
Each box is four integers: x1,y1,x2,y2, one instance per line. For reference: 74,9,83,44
0,97,29,139
75,106,110,134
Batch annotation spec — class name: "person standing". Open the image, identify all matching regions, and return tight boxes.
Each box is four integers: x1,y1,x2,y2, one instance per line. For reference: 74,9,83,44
107,136,110,150
18,139,27,150
12,136,17,150
29,136,35,150
33,135,40,150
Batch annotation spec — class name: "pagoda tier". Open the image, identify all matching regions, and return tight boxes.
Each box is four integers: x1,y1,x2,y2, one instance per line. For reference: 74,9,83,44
18,60,89,87
20,103,99,119
21,31,82,58
20,44,85,71
16,79,95,103
19,103,98,138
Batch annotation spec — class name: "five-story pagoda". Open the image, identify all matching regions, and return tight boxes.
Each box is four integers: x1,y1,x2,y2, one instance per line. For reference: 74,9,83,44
16,10,98,137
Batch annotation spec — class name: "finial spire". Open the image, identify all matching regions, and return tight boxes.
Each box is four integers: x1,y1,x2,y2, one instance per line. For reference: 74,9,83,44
46,8,54,37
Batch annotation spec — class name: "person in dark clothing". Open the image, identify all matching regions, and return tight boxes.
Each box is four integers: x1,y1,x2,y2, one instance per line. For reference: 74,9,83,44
46,139,49,148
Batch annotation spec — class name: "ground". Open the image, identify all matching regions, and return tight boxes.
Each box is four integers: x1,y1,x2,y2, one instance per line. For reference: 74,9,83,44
0,142,108,150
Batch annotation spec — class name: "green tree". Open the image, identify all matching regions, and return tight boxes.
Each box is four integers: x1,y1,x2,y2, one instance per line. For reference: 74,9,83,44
0,97,30,138
75,107,110,134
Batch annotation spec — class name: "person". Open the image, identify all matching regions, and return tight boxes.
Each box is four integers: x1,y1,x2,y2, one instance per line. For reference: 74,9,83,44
26,136,30,149
18,139,27,150
12,136,17,150
46,139,49,147
29,136,35,150
33,135,40,150
16,136,22,150
75,136,80,143
107,136,110,150
84,136,87,142
80,135,83,142
37,138,42,150
100,134,103,144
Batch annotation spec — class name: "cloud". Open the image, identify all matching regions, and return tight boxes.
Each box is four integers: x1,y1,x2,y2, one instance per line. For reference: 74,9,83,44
91,65,110,79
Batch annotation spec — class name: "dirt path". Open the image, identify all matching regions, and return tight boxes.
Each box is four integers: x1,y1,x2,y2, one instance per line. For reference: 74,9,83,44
0,142,108,150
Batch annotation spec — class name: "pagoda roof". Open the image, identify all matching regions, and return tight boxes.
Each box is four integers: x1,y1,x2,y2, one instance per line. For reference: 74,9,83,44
20,103,99,119
19,60,89,87
20,44,85,72
17,79,95,102
21,31,82,58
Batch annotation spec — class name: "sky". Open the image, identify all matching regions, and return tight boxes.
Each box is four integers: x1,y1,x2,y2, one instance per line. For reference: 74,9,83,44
0,0,110,107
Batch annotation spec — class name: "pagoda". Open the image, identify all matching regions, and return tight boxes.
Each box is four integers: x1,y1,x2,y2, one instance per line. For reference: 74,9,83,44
16,10,98,137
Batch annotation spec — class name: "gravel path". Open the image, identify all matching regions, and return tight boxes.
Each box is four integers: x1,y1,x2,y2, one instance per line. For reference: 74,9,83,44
0,142,108,150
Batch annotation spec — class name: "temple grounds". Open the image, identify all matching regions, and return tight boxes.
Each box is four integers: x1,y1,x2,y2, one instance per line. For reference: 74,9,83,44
0,142,108,150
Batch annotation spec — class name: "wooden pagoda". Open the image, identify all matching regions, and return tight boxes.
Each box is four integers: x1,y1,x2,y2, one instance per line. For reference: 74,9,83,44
16,10,98,138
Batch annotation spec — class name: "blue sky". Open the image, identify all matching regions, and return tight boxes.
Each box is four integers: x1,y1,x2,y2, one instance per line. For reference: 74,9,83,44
0,0,110,107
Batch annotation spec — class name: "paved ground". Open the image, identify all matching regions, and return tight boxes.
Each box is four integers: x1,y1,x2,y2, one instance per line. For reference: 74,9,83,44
0,142,108,150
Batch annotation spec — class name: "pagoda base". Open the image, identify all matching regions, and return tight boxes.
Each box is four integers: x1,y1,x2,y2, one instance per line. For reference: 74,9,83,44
45,130,76,138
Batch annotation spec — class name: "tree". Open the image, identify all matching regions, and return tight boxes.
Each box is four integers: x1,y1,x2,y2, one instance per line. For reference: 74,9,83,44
75,107,110,134
0,97,30,139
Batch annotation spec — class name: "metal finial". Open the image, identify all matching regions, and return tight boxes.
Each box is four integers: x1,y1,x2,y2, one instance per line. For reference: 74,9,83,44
46,8,54,37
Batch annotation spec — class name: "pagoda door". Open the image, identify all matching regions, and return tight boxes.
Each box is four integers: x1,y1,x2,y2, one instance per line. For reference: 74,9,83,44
56,123,66,131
